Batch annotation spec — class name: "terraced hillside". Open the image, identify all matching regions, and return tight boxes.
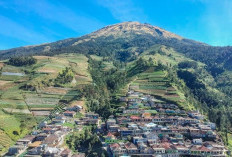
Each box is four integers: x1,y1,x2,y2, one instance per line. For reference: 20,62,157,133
0,54,92,154
1,21,232,155
131,68,193,111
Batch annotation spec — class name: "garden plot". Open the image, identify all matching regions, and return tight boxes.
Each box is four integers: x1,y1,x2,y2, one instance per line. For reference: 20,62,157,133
1,64,24,73
2,108,31,114
31,111,50,116
37,87,69,95
0,81,14,91
34,56,68,74
133,70,181,102
0,86,24,100
0,75,27,82
75,75,92,85
0,62,4,68
61,90,80,102
0,130,13,154
25,95,60,106
0,80,11,86
37,63,66,74
0,99,27,109
24,92,61,117
65,54,91,77
0,110,21,139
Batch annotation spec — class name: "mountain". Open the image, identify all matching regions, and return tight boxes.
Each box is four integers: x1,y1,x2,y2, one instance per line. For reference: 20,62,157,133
0,22,204,59
1,21,232,69
1,21,232,153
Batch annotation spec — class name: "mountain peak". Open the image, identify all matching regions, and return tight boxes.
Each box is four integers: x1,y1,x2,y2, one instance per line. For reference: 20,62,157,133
90,21,183,40
0,21,204,59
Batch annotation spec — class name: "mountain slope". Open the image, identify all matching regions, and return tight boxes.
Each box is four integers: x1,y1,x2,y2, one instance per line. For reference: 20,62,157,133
0,22,205,59
2,21,232,72
1,21,232,151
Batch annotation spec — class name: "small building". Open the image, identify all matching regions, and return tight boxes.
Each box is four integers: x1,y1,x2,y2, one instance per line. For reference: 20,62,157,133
60,148,72,157
42,127,57,134
8,145,25,156
67,105,82,112
85,112,99,119
16,135,35,146
28,141,42,149
107,118,117,129
27,145,45,155
44,147,61,157
35,133,48,141
64,111,76,117
42,134,61,146
193,138,203,145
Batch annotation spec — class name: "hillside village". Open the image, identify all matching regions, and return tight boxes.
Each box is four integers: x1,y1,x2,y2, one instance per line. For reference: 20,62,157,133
1,8,232,157
105,87,229,157
4,84,229,157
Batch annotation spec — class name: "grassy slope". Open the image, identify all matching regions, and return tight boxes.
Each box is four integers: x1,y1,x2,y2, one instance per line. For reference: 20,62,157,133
1,47,231,153
142,45,232,149
0,54,92,154
140,45,229,110
128,45,199,110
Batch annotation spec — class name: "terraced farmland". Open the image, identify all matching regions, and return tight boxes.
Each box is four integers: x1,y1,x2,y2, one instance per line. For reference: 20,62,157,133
0,110,21,140
131,69,191,110
0,130,13,153
0,53,92,154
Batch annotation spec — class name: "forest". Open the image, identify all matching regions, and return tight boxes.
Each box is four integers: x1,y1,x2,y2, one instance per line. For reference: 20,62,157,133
7,56,37,66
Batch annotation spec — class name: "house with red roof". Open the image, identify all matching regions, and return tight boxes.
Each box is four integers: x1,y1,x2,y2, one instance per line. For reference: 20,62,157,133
63,111,76,117
125,142,138,154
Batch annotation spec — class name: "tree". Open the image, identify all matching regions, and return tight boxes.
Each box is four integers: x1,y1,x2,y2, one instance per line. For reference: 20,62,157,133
148,57,154,66
55,67,74,85
8,56,37,66
0,67,2,76
178,61,198,69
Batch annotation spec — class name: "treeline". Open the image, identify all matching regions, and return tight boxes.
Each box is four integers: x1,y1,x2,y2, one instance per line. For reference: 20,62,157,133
178,61,197,69
176,67,232,143
82,57,167,119
7,56,37,66
81,58,128,119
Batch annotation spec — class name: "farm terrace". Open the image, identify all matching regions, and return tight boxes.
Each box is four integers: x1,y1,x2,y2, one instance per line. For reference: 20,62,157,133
4,102,101,157
4,85,229,157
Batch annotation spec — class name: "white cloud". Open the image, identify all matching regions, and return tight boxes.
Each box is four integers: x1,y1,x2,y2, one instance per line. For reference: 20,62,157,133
0,0,106,48
97,0,147,22
7,0,105,34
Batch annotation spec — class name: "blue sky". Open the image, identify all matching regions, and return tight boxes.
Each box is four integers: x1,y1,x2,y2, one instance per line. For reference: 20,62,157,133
0,0,231,50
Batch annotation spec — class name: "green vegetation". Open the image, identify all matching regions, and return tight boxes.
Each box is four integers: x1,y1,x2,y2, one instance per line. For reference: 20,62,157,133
82,58,127,119
66,125,107,157
0,54,92,154
8,56,37,66
55,67,74,86
2,22,232,152
178,61,198,69
63,122,75,129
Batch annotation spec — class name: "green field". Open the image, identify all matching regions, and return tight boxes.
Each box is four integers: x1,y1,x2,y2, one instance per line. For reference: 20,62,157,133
0,54,93,154
0,130,13,154
131,69,193,110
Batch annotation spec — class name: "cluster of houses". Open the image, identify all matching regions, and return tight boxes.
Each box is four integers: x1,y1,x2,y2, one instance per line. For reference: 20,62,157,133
4,87,230,157
104,89,229,157
5,104,98,157
75,112,100,126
